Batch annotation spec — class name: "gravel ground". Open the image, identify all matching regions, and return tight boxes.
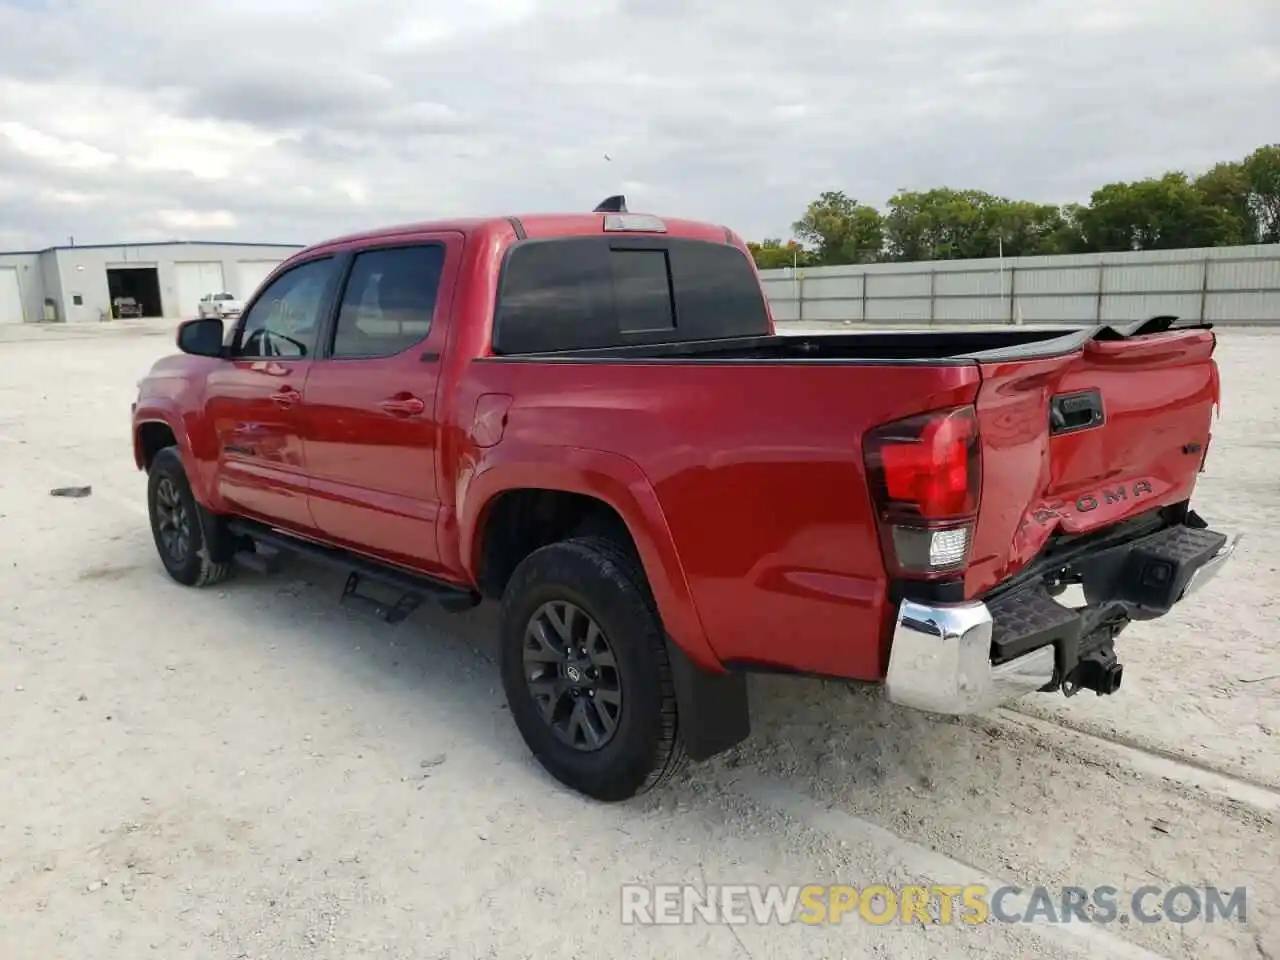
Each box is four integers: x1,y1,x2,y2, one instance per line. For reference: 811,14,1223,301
1,322,1277,960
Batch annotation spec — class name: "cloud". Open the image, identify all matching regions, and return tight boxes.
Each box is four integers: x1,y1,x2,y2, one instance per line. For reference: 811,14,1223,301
0,121,117,170
155,208,238,230
0,0,1275,250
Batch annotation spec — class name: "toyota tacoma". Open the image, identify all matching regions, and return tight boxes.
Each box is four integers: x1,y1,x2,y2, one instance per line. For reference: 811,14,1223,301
131,197,1238,801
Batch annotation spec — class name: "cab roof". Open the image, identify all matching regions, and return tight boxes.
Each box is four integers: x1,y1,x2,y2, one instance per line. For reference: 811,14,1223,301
293,199,739,259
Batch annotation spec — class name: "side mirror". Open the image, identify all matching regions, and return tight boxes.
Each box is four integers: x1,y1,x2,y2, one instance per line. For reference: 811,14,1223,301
176,317,225,357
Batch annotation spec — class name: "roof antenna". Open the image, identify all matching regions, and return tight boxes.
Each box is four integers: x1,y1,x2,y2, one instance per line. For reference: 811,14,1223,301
593,195,627,213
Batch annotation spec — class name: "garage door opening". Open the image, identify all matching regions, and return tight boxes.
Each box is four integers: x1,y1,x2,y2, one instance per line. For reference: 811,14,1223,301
0,267,23,323
106,267,162,318
237,260,283,300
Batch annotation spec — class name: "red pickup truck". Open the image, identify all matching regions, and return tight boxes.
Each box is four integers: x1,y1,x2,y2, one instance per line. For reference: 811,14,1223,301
132,198,1238,801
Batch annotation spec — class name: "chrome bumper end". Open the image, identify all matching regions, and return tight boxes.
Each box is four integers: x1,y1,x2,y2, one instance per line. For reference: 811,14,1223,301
885,532,1240,716
885,599,1056,715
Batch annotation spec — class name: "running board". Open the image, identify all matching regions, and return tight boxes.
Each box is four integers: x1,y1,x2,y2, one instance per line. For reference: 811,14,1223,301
227,519,481,616
233,545,283,575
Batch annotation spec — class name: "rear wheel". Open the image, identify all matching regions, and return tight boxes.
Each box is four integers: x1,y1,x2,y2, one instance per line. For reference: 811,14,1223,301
498,537,685,801
147,446,232,587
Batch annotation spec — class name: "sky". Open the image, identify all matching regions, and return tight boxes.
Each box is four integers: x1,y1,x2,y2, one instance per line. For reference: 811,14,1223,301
0,0,1276,251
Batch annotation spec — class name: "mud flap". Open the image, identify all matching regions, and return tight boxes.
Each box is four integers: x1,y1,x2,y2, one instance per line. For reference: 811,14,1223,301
195,502,237,564
665,636,751,761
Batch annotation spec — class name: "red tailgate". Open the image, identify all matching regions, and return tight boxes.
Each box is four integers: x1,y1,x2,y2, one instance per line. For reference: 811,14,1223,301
965,328,1219,597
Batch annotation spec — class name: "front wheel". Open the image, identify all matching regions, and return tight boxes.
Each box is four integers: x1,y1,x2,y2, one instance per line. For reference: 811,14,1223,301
147,446,232,587
498,537,685,801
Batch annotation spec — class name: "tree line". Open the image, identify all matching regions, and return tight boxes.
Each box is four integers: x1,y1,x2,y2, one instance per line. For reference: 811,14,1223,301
748,144,1280,269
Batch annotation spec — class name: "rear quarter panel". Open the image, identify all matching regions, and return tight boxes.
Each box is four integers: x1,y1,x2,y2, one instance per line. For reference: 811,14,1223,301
452,359,980,680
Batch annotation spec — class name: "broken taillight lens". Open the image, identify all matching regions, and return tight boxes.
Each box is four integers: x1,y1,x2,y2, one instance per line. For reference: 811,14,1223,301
863,405,982,577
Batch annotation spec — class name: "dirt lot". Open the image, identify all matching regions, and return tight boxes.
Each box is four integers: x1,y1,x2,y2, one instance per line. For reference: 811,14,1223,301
1,322,1277,959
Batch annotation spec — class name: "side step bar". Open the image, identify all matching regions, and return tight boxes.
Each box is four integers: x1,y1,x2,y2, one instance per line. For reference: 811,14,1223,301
227,519,481,618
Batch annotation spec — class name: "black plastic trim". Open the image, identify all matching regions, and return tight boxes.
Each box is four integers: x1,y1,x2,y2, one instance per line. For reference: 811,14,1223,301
480,326,1103,364
226,518,480,611
985,521,1228,681
313,251,353,359
893,576,967,605
1050,388,1105,436
197,503,237,564
506,216,527,240
666,637,750,761
981,506,1172,605
476,314,1205,365
592,195,627,213
478,352,975,367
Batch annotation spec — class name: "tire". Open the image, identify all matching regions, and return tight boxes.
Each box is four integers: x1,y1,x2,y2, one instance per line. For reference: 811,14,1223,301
499,536,686,801
147,446,232,588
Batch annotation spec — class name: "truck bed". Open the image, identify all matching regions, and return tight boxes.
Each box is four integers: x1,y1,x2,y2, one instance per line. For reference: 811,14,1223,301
491,317,1206,364
466,312,1219,681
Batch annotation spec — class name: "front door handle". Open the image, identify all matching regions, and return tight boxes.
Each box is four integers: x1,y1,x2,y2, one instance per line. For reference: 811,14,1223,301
270,386,301,408
379,395,426,417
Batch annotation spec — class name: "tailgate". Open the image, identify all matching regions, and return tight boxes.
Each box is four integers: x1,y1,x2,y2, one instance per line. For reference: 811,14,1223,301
965,328,1219,596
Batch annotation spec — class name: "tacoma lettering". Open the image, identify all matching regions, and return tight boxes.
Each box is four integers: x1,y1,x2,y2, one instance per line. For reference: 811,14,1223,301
1028,482,1156,526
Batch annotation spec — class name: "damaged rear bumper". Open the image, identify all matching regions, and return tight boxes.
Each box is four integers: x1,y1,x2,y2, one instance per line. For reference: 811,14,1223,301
884,525,1240,716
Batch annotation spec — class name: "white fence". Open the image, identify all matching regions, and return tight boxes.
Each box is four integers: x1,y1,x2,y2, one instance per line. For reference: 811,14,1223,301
759,243,1280,327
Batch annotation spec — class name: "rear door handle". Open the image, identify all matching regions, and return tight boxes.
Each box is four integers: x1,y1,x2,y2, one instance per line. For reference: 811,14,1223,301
379,395,426,417
270,386,301,408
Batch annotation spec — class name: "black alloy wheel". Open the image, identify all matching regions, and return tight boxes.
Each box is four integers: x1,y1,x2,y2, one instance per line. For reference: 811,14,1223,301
523,599,624,751
153,476,192,567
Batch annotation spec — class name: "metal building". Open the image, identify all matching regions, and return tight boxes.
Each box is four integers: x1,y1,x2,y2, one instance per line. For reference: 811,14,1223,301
0,240,305,324
759,243,1280,327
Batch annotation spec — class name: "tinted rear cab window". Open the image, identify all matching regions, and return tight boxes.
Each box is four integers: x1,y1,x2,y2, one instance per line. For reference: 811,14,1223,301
492,237,769,354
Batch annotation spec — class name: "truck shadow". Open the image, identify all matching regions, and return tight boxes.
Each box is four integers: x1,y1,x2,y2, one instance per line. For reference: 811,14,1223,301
229,556,1046,824
221,554,954,803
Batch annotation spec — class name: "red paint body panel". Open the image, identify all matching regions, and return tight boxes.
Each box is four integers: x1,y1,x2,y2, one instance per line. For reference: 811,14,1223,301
451,359,980,679
453,440,721,669
204,358,317,532
298,231,465,579
615,365,969,679
133,210,1222,686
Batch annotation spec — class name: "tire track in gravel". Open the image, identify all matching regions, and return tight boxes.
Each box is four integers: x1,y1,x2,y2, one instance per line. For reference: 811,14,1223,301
992,706,1280,814
731,678,1277,960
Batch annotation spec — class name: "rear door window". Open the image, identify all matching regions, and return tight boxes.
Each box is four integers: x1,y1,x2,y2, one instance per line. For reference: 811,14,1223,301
493,237,768,354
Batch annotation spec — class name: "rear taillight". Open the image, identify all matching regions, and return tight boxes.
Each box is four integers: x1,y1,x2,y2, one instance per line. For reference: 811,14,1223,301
863,405,981,578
